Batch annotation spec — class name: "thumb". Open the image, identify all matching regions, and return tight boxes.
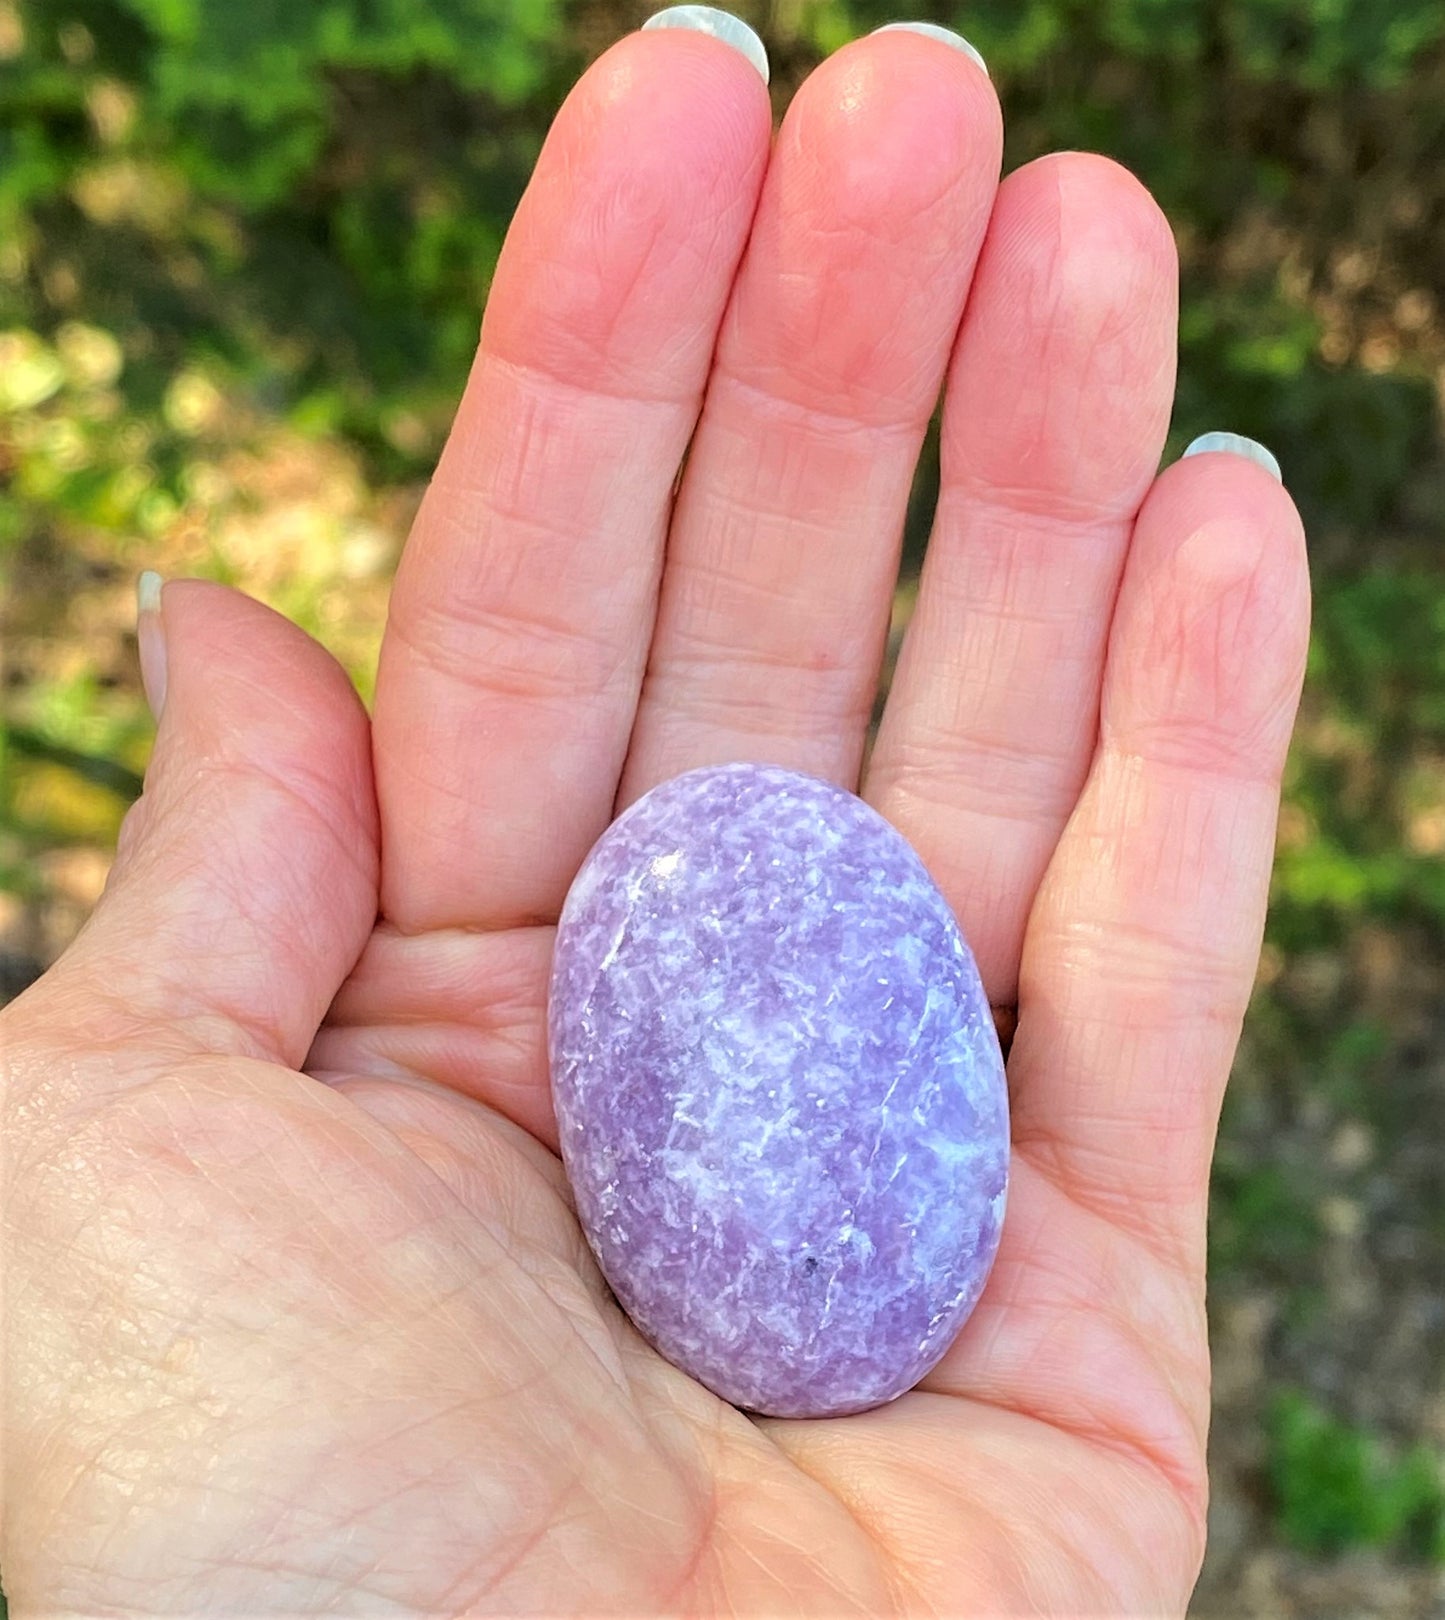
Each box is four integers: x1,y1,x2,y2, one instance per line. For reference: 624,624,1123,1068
16,577,379,1072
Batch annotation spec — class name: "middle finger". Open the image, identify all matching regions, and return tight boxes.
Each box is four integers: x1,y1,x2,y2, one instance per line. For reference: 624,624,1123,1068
619,27,1002,803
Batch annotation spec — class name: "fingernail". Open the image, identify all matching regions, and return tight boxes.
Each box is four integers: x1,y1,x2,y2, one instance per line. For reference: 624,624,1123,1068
641,6,769,84
1182,431,1283,483
136,569,168,719
872,22,988,76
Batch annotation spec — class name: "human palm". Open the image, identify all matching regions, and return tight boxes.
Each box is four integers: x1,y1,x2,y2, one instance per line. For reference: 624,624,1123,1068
2,20,1309,1617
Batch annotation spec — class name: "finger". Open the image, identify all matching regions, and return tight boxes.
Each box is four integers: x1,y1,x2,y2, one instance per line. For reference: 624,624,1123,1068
1008,448,1310,1266
620,27,1001,799
11,579,379,1073
372,26,771,934
866,152,1179,1002
916,1154,1215,1522
308,921,558,1149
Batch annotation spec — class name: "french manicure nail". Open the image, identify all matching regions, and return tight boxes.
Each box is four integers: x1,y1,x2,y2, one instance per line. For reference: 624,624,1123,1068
641,6,769,84
136,569,168,719
872,21,988,76
1182,431,1283,483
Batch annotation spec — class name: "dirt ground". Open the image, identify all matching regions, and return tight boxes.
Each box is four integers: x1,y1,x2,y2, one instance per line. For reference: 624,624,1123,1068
1194,925,1445,1617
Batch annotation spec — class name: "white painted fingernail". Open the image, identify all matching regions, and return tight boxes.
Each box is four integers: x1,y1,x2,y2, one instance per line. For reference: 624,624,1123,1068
642,7,769,84
136,569,168,719
873,21,988,76
1182,431,1283,483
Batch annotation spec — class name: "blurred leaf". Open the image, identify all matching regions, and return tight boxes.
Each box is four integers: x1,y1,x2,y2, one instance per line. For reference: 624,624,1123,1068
1269,1389,1445,1559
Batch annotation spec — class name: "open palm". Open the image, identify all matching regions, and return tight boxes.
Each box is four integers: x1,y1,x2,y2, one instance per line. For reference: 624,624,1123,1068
2,20,1309,1617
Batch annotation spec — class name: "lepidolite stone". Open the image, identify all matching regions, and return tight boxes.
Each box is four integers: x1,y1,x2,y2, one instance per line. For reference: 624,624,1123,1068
549,764,1009,1419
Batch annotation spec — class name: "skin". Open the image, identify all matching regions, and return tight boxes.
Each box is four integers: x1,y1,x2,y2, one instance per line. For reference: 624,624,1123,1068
0,26,1310,1618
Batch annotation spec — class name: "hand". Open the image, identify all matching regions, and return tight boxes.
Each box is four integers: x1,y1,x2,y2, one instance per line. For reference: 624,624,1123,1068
1,18,1308,1616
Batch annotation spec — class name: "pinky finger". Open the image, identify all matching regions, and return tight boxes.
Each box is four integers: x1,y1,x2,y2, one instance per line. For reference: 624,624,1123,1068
1006,444,1310,1269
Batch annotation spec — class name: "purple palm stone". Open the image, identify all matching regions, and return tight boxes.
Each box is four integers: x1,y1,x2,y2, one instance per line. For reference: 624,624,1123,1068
549,763,1009,1419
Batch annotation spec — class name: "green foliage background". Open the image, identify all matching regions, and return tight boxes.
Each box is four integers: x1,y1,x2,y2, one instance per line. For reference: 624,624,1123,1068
2,1,1443,1611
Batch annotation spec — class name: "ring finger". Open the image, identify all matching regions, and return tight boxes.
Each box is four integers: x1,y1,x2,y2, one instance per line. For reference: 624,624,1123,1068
866,151,1180,1001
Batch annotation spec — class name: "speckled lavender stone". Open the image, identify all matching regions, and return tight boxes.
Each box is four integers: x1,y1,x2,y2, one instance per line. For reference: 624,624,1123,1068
549,764,1009,1419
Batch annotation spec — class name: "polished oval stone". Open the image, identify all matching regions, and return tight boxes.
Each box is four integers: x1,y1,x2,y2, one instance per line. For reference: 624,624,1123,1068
548,763,1009,1418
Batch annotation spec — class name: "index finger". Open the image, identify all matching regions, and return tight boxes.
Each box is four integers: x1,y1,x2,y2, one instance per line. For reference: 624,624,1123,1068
372,24,771,934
